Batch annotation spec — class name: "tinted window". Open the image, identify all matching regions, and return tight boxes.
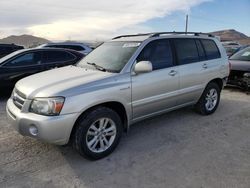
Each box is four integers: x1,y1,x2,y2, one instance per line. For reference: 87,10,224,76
174,39,199,65
195,39,206,61
4,52,42,67
201,39,221,60
137,39,173,70
43,51,75,63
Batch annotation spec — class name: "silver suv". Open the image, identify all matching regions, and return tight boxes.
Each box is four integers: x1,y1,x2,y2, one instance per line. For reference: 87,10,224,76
6,32,229,160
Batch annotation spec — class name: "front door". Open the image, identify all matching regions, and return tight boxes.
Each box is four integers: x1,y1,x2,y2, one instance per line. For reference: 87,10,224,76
131,39,179,120
0,51,42,86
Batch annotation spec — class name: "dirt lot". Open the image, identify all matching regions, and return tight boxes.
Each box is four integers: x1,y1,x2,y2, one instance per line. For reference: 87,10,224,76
0,88,250,188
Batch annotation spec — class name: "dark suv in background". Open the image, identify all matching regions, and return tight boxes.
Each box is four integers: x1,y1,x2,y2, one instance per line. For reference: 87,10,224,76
0,44,24,58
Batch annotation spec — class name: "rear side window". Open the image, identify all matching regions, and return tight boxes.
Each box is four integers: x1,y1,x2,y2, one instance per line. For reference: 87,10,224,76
137,39,173,70
195,39,206,61
174,39,199,65
43,51,75,63
201,39,221,60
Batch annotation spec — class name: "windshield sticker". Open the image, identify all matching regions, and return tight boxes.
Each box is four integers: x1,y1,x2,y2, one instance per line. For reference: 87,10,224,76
242,51,250,56
123,43,141,48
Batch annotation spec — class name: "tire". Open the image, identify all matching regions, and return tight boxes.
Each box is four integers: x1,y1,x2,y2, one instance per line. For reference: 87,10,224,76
195,82,221,115
72,107,123,160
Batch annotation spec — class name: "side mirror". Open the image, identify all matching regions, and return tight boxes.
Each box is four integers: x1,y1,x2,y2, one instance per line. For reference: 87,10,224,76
134,61,153,74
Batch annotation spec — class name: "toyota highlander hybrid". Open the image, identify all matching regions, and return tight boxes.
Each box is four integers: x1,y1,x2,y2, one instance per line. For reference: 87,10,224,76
6,32,230,160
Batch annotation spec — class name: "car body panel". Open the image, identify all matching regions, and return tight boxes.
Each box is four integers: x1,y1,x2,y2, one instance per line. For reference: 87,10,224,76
230,60,250,71
131,67,179,119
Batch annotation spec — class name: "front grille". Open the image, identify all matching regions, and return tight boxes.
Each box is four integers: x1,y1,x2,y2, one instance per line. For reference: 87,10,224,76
13,89,26,110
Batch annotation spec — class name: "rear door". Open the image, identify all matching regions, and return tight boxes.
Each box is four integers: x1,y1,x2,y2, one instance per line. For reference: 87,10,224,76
174,38,221,105
131,39,179,120
41,50,77,70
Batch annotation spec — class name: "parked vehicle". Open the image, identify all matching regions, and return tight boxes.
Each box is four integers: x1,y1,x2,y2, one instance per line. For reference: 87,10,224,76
6,32,229,160
232,45,250,56
222,41,241,57
228,46,250,89
0,48,84,87
40,42,93,55
0,44,24,58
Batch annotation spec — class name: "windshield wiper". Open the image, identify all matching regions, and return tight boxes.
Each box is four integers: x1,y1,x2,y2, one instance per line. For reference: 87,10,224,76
87,62,106,72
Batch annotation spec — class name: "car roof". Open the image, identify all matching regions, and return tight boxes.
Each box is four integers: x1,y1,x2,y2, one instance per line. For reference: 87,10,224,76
2,47,83,56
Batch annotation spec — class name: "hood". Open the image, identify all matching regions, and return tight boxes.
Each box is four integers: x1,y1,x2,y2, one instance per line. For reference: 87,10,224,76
15,66,114,99
229,60,250,72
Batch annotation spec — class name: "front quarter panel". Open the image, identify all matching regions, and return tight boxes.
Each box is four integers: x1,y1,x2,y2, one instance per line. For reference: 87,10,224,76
60,73,132,124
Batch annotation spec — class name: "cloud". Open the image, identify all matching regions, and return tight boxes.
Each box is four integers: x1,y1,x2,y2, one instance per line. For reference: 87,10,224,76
0,0,210,40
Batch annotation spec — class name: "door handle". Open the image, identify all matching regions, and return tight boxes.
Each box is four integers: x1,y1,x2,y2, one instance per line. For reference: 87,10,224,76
202,63,208,69
168,70,177,76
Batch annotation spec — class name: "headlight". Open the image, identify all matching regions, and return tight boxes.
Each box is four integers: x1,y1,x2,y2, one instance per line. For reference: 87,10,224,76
30,97,65,116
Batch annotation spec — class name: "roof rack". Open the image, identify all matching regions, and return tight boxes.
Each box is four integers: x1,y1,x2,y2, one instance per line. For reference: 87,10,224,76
112,31,214,40
150,32,214,38
112,33,153,40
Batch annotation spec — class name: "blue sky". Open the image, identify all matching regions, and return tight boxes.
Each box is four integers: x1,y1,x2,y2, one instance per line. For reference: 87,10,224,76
142,0,250,36
0,0,249,40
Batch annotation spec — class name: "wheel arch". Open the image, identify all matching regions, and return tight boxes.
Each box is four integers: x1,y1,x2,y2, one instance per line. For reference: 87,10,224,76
69,101,129,143
207,78,224,91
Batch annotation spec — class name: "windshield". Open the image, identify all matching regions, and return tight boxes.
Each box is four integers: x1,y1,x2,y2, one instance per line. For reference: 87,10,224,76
0,49,26,64
77,41,140,72
230,47,250,61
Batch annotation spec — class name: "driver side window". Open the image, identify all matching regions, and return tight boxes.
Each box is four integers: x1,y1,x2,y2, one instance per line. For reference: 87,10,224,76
4,52,42,67
137,39,173,70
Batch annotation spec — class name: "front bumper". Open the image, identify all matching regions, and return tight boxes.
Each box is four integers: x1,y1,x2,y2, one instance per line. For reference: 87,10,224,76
6,98,79,145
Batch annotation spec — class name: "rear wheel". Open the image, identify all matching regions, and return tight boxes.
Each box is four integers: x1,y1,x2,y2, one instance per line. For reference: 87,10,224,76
72,107,122,160
195,82,221,115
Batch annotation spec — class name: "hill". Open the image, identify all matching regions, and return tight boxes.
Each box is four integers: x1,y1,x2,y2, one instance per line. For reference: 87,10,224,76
210,29,250,45
0,34,50,48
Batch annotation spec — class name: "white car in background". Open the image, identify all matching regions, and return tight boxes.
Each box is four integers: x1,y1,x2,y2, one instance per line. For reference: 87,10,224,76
39,42,93,55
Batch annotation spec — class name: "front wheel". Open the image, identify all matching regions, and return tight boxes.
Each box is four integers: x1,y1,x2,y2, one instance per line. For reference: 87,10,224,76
195,82,221,115
72,107,123,160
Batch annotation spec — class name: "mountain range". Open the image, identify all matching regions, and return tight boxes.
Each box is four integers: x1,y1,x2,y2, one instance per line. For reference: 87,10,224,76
0,29,249,48
210,29,250,45
0,34,50,48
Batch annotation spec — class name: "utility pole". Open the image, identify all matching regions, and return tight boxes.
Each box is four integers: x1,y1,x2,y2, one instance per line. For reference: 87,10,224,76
185,14,188,33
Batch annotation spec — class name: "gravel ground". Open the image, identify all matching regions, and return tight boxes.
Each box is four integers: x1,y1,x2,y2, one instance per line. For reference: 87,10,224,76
0,88,250,188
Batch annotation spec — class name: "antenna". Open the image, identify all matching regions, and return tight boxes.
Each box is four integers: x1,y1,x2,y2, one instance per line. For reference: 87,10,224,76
185,14,189,33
